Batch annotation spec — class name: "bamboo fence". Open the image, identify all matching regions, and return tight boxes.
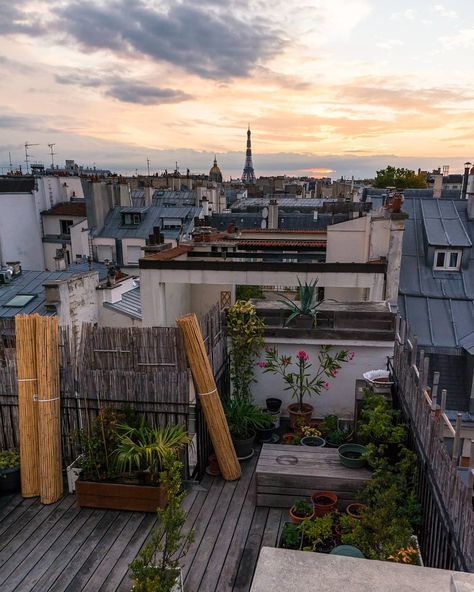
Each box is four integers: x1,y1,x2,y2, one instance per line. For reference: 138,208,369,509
36,316,63,504
15,314,39,497
177,313,240,481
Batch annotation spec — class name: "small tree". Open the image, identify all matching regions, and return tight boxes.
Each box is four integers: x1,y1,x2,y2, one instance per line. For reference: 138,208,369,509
129,453,195,592
373,165,427,189
227,300,264,401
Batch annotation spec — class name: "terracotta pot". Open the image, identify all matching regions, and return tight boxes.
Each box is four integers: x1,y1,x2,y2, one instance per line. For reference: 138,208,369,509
288,403,313,429
289,505,315,524
311,490,338,517
346,503,366,520
206,454,221,476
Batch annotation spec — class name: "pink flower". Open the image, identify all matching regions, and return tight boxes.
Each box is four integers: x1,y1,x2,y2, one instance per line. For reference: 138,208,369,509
324,382,330,390
282,357,290,366
331,370,338,377
257,361,266,368
297,350,309,362
265,346,273,353
349,352,355,360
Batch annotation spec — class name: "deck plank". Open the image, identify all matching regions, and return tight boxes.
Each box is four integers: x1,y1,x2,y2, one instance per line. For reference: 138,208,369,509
197,454,258,592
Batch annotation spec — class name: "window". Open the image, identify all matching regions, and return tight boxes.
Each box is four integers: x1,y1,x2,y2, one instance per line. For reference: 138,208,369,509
434,249,461,271
122,213,141,225
60,219,74,235
5,294,36,307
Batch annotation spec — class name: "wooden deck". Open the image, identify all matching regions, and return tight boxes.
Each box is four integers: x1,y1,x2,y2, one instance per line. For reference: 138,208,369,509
0,451,287,592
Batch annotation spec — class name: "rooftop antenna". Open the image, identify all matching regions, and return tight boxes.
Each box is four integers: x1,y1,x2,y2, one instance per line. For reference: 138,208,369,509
48,143,56,168
24,142,39,174
147,157,150,177
8,152,12,173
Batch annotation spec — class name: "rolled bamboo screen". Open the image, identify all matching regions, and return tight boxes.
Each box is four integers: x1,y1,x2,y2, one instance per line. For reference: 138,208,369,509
15,314,40,498
36,316,63,504
176,314,240,481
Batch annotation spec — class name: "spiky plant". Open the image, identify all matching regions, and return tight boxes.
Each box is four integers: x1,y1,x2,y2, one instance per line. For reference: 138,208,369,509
114,423,191,483
278,278,322,326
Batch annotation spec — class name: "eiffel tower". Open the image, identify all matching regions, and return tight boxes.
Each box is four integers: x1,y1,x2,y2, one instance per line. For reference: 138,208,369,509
241,126,256,184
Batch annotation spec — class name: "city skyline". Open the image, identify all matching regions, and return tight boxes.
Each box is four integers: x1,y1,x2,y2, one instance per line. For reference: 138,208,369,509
1,0,473,178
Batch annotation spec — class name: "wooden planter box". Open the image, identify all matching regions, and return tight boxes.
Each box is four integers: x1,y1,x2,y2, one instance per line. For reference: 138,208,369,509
75,480,167,512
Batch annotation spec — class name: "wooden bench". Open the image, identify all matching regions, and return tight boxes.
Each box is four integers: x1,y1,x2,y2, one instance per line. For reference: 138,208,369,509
255,444,372,508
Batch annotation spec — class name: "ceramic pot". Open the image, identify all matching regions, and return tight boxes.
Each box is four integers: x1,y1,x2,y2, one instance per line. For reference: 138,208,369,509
301,436,326,447
266,398,282,413
311,491,338,517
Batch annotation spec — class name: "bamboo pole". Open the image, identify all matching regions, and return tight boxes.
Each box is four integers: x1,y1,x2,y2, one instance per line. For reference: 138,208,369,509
176,314,240,481
15,314,40,497
36,316,63,503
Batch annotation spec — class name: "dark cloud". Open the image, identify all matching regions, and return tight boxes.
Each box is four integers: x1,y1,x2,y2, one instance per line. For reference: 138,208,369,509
55,71,192,105
55,1,283,79
106,82,192,105
0,114,36,128
0,1,46,36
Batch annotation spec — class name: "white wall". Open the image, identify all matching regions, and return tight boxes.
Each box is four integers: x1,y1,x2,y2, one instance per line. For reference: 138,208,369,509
251,338,393,420
190,284,231,317
70,220,90,260
0,193,45,269
122,238,146,266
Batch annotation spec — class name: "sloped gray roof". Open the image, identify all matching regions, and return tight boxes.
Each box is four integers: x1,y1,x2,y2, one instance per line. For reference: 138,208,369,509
0,263,107,318
398,197,474,350
97,205,202,240
103,286,141,320
421,200,471,247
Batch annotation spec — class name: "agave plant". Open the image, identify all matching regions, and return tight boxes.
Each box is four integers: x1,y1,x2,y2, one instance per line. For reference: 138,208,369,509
278,278,322,326
114,423,191,483
224,398,273,440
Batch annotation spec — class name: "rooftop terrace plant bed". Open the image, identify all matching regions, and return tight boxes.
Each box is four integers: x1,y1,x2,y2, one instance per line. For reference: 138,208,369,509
75,479,167,512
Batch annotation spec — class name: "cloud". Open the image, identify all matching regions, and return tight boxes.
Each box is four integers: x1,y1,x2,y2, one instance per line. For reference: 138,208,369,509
440,29,474,49
390,9,416,20
0,1,47,36
106,83,192,106
434,5,457,18
376,39,404,50
55,72,192,105
54,1,283,80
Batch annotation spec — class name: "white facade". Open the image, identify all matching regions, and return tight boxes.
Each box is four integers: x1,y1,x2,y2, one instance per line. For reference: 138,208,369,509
0,176,85,270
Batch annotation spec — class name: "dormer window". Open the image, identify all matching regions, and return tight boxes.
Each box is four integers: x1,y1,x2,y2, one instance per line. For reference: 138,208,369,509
434,249,461,271
122,213,142,225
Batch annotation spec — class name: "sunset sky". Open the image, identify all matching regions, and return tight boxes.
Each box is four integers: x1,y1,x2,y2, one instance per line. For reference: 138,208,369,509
1,0,473,178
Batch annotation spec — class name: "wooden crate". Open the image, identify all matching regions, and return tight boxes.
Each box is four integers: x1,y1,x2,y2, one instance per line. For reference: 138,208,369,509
255,444,372,508
76,480,167,512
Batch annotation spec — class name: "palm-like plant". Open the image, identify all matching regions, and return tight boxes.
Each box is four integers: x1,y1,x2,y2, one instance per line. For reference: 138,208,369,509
114,423,191,483
224,398,272,440
278,278,322,326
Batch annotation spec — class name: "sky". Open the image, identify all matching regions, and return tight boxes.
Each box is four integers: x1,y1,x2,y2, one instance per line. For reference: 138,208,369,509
0,0,473,179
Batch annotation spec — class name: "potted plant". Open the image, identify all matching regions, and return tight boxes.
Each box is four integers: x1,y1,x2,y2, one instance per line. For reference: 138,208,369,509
129,453,195,592
338,443,367,469
260,345,352,428
289,499,315,523
279,522,302,550
320,414,352,448
346,503,367,520
298,422,325,447
311,491,338,517
227,300,264,401
74,409,191,512
300,513,335,553
278,278,322,328
257,409,276,443
0,450,20,495
224,398,271,459
265,397,282,413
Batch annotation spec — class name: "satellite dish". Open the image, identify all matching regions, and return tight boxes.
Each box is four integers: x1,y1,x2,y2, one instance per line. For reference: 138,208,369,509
261,219,267,229
262,207,269,218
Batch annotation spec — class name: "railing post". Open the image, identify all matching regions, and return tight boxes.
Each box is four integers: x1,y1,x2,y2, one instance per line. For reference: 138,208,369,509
411,335,418,368
431,371,440,411
469,440,474,490
452,413,463,466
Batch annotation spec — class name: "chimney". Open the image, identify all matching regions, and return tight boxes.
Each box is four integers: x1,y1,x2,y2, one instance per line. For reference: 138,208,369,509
144,185,153,207
461,162,472,200
467,167,474,220
201,197,209,217
268,199,278,229
433,174,443,199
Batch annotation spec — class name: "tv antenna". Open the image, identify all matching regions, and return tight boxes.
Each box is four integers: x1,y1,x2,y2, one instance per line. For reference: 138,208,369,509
147,157,150,177
8,152,13,172
24,142,40,174
48,143,56,168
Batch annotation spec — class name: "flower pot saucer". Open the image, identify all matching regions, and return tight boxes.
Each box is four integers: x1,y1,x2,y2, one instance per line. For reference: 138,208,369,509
237,448,254,461
205,466,221,476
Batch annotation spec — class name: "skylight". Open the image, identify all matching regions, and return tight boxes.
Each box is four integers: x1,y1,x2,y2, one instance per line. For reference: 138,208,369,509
4,294,36,307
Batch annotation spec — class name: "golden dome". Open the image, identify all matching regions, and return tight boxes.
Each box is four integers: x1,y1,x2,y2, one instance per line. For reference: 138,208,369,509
209,156,223,182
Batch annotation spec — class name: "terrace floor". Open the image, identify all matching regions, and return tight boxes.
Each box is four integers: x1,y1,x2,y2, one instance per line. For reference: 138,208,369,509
0,451,286,591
